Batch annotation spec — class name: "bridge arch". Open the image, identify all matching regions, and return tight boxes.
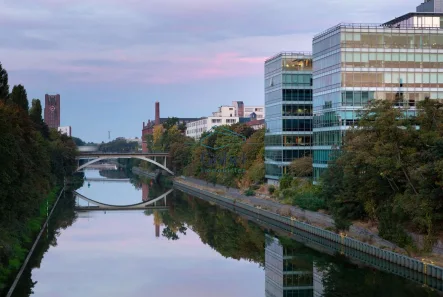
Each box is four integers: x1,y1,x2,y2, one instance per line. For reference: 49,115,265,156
74,189,173,209
76,155,174,175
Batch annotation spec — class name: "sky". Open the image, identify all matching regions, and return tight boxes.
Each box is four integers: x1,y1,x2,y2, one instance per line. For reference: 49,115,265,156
0,0,422,142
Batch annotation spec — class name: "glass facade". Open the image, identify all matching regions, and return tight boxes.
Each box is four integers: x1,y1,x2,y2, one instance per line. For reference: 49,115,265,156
265,235,314,297
312,21,443,181
265,53,313,181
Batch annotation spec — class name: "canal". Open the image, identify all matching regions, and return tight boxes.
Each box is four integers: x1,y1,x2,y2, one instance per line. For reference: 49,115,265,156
8,169,443,297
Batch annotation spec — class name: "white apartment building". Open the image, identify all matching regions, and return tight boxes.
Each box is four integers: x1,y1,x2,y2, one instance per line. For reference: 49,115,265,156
186,116,239,139
244,106,265,119
186,101,264,140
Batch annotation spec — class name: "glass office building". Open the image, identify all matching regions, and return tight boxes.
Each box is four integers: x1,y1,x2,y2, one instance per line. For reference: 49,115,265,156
265,235,315,297
265,53,313,183
312,8,443,181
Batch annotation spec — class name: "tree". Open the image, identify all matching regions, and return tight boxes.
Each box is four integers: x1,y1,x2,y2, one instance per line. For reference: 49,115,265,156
29,99,49,139
0,62,9,103
289,156,313,178
321,99,443,246
9,84,29,111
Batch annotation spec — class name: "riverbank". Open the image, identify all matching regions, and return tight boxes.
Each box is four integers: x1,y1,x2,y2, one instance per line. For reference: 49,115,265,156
0,187,63,296
173,176,443,278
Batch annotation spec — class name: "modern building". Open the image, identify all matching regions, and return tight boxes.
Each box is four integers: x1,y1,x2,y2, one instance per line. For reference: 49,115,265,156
44,94,60,128
265,235,314,297
312,0,443,181
185,101,264,140
264,52,313,184
141,101,199,152
57,126,71,137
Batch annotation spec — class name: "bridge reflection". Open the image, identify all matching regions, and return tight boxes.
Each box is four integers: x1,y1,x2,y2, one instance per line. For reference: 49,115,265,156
74,189,173,211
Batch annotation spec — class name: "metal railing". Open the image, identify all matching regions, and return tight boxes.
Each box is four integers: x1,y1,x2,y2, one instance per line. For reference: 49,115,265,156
265,52,313,63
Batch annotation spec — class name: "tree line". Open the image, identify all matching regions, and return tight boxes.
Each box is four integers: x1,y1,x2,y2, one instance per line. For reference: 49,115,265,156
142,117,265,189
0,62,78,294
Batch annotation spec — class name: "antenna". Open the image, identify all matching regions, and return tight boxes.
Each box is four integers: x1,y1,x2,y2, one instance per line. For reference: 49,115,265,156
108,131,111,140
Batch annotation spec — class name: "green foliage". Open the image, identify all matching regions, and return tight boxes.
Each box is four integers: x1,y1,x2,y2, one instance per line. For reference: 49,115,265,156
293,193,326,211
268,185,276,194
9,84,29,111
321,99,443,245
0,62,9,103
157,192,265,264
0,65,78,293
244,189,255,196
29,99,49,139
99,138,138,153
279,174,293,190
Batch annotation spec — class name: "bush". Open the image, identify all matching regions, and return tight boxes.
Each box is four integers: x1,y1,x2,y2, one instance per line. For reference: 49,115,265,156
279,174,292,190
293,193,326,211
268,185,276,195
244,189,255,196
333,216,352,232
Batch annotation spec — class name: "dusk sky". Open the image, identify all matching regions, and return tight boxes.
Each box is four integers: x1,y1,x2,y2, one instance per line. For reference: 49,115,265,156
1,0,421,142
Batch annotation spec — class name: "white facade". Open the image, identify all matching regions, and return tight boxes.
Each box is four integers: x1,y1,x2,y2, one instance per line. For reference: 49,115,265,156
212,106,237,117
57,126,71,137
186,117,239,139
244,106,265,119
186,101,264,140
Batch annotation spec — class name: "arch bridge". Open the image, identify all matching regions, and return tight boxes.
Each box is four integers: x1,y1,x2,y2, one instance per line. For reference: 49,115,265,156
76,152,173,175
74,189,173,211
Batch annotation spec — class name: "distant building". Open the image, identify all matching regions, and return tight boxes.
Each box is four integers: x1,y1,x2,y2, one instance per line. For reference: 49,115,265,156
57,126,71,137
246,119,265,130
186,101,265,139
141,101,199,152
44,94,60,128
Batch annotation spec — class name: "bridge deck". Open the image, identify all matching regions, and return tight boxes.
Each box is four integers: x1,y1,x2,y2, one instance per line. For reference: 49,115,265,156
77,152,169,158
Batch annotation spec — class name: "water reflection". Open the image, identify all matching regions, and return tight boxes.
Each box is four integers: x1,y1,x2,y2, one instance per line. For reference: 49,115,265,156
7,178,443,297
265,235,315,297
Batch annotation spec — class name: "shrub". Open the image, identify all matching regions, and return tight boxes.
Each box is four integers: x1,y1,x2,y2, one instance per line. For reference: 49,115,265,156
293,192,326,211
268,185,276,195
244,189,255,196
279,174,293,190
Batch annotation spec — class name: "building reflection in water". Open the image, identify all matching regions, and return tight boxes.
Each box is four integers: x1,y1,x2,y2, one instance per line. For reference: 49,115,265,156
265,234,324,297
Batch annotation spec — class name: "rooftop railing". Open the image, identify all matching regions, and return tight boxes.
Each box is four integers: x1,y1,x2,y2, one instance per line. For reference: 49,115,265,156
265,51,312,63
314,22,443,39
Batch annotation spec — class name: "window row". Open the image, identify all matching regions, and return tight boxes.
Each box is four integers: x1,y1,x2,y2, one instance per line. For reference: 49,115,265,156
265,135,312,147
265,57,313,74
313,33,341,55
283,89,313,102
313,149,334,165
283,74,312,86
265,163,283,177
340,31,443,49
341,52,443,69
283,274,313,287
313,130,343,146
341,71,443,88
265,149,312,163
283,104,313,117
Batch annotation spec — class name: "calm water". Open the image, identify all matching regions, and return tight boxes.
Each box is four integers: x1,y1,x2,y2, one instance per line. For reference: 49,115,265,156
8,170,443,297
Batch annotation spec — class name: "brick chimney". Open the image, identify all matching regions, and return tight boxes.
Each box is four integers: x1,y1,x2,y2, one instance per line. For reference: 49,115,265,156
155,101,160,125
